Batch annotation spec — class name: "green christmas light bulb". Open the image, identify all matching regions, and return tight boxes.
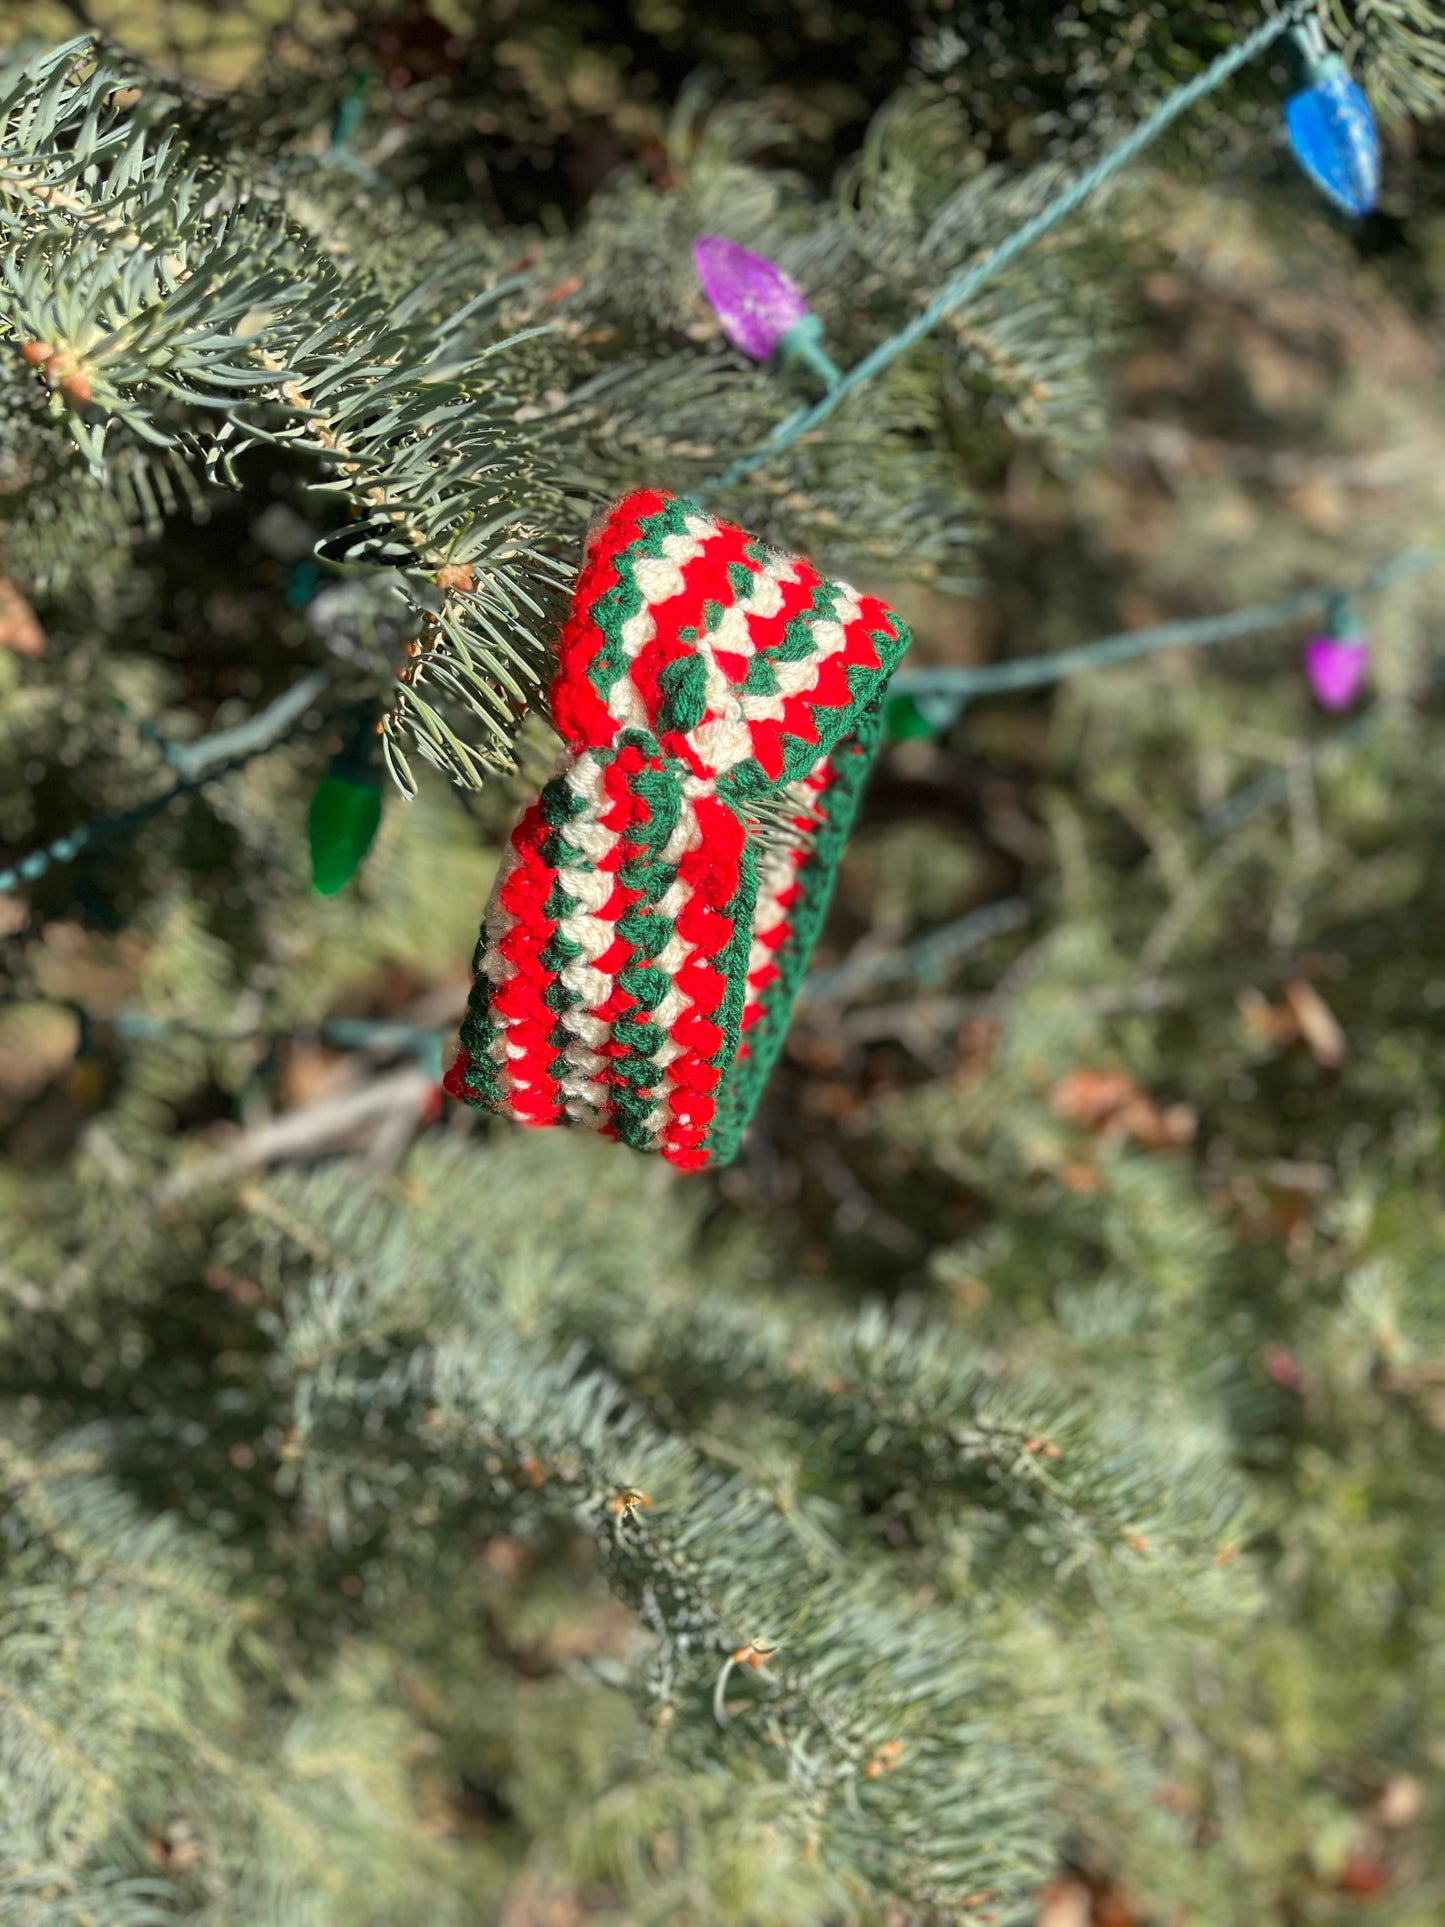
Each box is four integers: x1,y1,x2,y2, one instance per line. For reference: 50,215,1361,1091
885,690,966,742
309,718,384,894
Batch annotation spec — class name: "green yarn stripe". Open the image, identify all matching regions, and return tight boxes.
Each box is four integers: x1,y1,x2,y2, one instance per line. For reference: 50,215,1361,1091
587,497,697,713
610,731,685,1151
703,688,890,1166
455,923,506,1108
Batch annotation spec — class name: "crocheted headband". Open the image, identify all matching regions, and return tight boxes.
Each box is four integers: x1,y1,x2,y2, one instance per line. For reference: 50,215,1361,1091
443,488,911,1169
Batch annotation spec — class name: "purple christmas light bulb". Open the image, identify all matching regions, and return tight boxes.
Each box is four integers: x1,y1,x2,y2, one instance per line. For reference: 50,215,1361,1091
692,235,841,387
692,235,806,359
1303,632,1370,711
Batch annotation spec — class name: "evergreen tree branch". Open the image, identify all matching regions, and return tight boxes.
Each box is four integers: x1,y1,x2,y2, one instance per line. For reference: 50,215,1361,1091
1,38,573,797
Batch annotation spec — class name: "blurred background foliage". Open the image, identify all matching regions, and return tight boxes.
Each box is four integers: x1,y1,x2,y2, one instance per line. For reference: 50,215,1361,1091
2,2,1445,1923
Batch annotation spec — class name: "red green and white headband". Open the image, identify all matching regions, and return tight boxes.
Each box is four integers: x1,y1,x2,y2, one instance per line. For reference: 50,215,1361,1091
443,489,911,1169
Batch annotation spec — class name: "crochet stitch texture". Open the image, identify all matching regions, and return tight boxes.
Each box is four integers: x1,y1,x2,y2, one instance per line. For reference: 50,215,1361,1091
443,489,911,1168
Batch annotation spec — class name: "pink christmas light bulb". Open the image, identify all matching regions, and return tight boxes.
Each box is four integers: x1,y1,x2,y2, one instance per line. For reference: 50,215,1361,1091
1303,632,1370,711
692,235,841,387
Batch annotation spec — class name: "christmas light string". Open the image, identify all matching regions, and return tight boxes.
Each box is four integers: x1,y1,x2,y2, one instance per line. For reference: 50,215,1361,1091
0,672,331,896
0,3,1400,907
143,670,331,781
13,644,1408,1062
2,540,1438,901
890,547,1442,709
7,592,1432,1056
696,2,1318,499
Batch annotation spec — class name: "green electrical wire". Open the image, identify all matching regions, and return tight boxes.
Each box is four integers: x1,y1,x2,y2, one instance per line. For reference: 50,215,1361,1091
699,3,1313,500
0,673,330,896
891,548,1444,703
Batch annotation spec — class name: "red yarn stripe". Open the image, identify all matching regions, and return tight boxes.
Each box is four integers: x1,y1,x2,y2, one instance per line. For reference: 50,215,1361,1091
627,523,752,770
657,791,740,1159
490,803,564,1123
441,1045,474,1101
550,488,671,753
741,559,825,660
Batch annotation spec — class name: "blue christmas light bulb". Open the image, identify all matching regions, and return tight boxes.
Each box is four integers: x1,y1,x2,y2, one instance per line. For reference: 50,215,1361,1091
1284,23,1380,217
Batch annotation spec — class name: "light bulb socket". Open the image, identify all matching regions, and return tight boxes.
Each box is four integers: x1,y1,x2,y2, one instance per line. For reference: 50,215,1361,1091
327,753,385,790
1324,593,1363,640
885,690,967,741
1286,19,1343,91
913,690,967,733
330,697,387,783
776,314,843,391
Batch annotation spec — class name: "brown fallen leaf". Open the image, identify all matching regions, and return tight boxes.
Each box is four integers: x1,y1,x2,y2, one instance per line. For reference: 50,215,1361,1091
1051,1067,1196,1151
1095,1889,1141,1927
1238,980,1347,1069
1218,1168,1326,1251
1238,986,1298,1046
1375,1774,1422,1828
0,577,45,657
1038,1875,1091,1927
0,1003,80,1102
1284,979,1347,1069
1051,1067,1139,1130
1039,1872,1142,1927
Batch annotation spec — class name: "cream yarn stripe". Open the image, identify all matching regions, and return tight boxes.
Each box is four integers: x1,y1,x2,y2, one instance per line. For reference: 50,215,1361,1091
736,587,863,731
478,843,527,1104
689,553,804,777
551,748,626,1129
